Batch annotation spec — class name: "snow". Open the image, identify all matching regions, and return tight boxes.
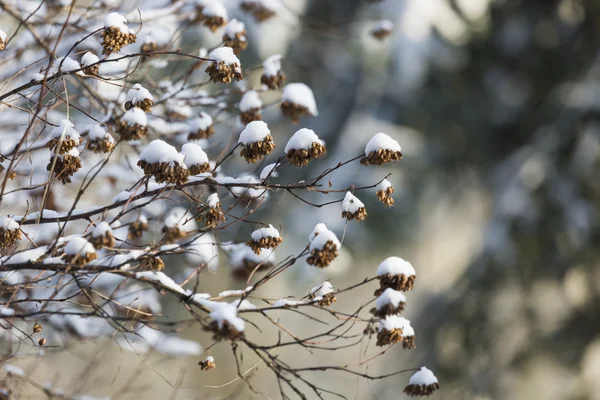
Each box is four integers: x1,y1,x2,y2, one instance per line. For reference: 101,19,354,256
284,128,322,152
377,179,392,191
3,364,24,377
251,224,280,241
238,121,271,144
55,57,83,74
48,119,81,141
309,226,340,250
188,112,213,132
263,54,283,77
373,19,394,31
185,233,219,272
260,163,279,180
105,12,130,34
310,281,334,299
376,257,416,277
180,143,209,166
224,18,245,37
135,271,186,295
408,367,438,386
205,356,214,362
207,193,220,208
64,237,95,256
1,216,18,230
0,247,47,265
121,108,148,126
377,315,410,332
0,307,15,316
231,299,256,310
239,90,262,112
112,191,131,203
202,2,228,18
342,192,364,214
81,51,99,67
282,83,318,115
209,302,245,332
127,83,153,104
91,221,111,238
163,208,196,232
230,244,275,268
375,288,406,310
273,299,303,307
208,47,239,65
218,286,253,297
365,133,401,155
88,124,112,141
123,325,202,357
0,29,6,42
140,140,185,166
309,223,328,242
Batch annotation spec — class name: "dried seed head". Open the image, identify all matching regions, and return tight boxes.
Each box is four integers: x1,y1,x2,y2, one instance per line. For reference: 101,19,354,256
101,26,136,56
261,71,285,90
141,256,164,271
361,148,403,166
33,322,43,334
307,240,339,268
240,109,262,125
162,226,187,244
188,125,215,140
128,219,148,240
240,1,277,22
240,135,275,163
38,337,47,346
403,367,440,397
286,142,326,167
0,218,21,249
47,150,82,184
376,327,404,346
199,356,216,371
137,160,190,186
206,319,244,342
205,61,243,84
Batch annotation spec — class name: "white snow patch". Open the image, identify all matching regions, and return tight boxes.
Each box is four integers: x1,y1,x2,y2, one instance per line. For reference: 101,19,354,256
209,302,245,332
64,237,95,256
342,192,365,214
375,288,406,310
282,83,318,116
180,143,208,166
365,133,401,155
238,121,270,144
239,90,262,112
284,128,322,152
251,224,279,241
376,257,415,277
121,108,148,127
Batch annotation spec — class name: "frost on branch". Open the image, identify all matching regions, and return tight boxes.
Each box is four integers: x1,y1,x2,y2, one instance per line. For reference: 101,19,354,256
361,132,403,166
285,128,326,166
376,256,416,294
223,18,248,54
125,83,154,112
0,216,21,249
205,47,243,84
238,121,275,163
261,54,285,89
101,12,136,55
248,224,282,254
281,83,318,123
342,191,367,222
239,90,263,124
307,224,340,268
404,367,440,397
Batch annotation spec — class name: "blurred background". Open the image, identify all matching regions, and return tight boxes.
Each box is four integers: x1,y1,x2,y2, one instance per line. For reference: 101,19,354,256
3,0,600,399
